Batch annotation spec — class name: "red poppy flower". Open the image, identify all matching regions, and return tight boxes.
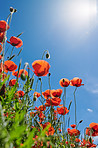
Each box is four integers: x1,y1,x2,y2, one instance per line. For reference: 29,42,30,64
59,78,70,87
42,122,55,136
12,69,28,78
9,79,17,86
16,90,25,98
51,89,62,98
33,92,41,98
42,89,51,99
70,77,84,87
70,124,76,128
86,122,98,136
4,60,17,72
75,138,80,143
0,44,3,53
32,60,50,76
0,55,2,60
0,20,9,33
68,128,80,136
45,97,61,106
38,105,46,111
57,107,69,115
80,138,96,147
7,36,23,48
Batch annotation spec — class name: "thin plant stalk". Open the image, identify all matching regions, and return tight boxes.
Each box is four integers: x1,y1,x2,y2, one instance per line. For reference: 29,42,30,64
63,87,66,136
73,87,77,127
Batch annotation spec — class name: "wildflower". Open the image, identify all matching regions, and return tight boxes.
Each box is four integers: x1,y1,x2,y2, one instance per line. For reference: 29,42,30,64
32,60,50,76
16,90,25,97
45,97,61,106
12,69,28,78
0,55,2,60
68,128,80,136
57,107,69,115
80,138,96,147
86,122,98,136
42,122,55,136
38,105,46,111
9,79,17,86
70,124,76,128
70,77,84,87
75,138,81,143
33,92,41,98
7,36,23,48
42,89,51,99
59,78,70,87
4,60,17,72
51,89,62,97
0,20,9,33
0,44,3,53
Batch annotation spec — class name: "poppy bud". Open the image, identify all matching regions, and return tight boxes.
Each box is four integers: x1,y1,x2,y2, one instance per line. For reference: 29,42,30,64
33,95,37,101
39,78,41,81
21,72,26,81
10,7,14,13
46,52,50,59
48,73,51,76
79,120,83,124
14,9,17,13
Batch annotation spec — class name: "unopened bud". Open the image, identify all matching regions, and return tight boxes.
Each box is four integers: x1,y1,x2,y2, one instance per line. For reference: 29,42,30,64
48,73,51,76
39,78,41,81
46,52,50,59
21,72,26,81
79,120,83,124
10,7,14,13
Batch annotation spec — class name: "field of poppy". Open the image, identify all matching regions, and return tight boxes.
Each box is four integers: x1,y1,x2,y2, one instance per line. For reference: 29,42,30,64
0,7,98,148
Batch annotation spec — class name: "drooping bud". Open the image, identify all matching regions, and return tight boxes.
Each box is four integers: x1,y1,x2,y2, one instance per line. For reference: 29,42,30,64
21,72,26,81
46,52,50,59
10,7,14,13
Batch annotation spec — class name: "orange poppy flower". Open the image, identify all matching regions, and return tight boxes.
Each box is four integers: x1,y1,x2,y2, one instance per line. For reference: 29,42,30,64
57,107,69,115
7,36,23,48
45,97,61,106
9,79,17,86
4,60,17,72
0,20,9,33
32,60,50,76
33,92,41,98
51,89,62,98
16,90,25,97
12,69,28,78
38,105,46,111
70,77,84,87
0,55,2,60
75,138,81,143
42,122,55,136
86,122,98,136
68,128,80,136
70,124,76,128
59,78,70,87
0,44,3,53
42,89,51,99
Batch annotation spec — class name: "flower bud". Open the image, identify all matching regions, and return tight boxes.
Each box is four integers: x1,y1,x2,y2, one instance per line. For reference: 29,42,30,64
46,52,50,59
21,72,26,81
10,7,14,13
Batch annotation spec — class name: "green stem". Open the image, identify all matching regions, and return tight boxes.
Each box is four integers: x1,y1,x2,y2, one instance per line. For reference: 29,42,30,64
63,87,66,136
73,87,77,127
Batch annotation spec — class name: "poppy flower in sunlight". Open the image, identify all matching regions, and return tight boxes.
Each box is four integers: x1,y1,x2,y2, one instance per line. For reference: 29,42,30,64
7,36,23,48
38,105,46,111
12,69,28,78
71,124,76,128
86,122,98,136
42,122,55,136
0,20,9,33
57,107,69,115
33,92,41,98
75,138,81,143
70,77,84,87
59,78,70,87
4,60,17,72
51,89,62,98
45,97,61,106
0,44,3,53
32,60,50,76
16,90,25,98
68,128,80,136
9,79,18,86
42,89,51,99
0,55,2,60
80,138,96,147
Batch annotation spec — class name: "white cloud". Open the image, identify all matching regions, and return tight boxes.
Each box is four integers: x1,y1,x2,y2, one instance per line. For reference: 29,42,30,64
87,108,93,112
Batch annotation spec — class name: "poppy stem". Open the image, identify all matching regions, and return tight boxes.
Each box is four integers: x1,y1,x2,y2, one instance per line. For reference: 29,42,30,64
63,87,66,136
40,79,44,105
73,87,77,128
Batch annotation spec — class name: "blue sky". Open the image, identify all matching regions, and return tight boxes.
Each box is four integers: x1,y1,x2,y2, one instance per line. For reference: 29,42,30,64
0,0,98,144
